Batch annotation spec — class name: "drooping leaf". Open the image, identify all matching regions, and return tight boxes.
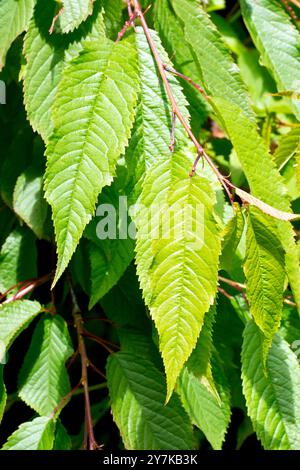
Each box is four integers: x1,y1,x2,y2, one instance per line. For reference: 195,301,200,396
0,226,37,294
18,314,73,416
153,0,209,134
0,366,6,424
0,300,41,349
85,185,135,308
170,0,255,121
220,204,245,273
53,421,72,450
45,37,139,285
135,150,222,400
178,353,231,450
125,27,189,199
2,416,55,450
242,321,300,450
56,0,94,33
212,97,300,311
184,306,218,400
107,352,194,450
244,208,285,363
13,165,49,240
273,126,300,169
168,0,300,310
102,0,125,40
100,265,147,328
23,0,105,141
240,0,300,118
0,0,36,70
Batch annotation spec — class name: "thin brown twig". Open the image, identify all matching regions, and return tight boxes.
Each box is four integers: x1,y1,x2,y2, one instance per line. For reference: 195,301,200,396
66,348,79,369
218,275,297,307
169,111,176,152
89,361,107,380
218,286,233,300
163,64,208,99
82,329,117,354
131,0,234,204
1,272,53,305
127,0,137,32
49,7,64,34
280,0,299,26
50,381,81,419
115,10,139,42
69,281,99,450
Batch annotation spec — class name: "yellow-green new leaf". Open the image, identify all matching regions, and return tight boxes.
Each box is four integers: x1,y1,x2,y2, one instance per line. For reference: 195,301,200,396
244,209,285,363
135,150,222,400
45,38,139,285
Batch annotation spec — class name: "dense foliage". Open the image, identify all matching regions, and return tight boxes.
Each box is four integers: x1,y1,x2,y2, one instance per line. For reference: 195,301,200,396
0,0,300,451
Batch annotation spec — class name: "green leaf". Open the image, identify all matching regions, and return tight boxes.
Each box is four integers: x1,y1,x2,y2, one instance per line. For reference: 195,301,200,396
45,37,139,285
13,165,49,239
166,0,300,310
273,127,300,169
2,416,55,450
0,226,37,294
212,97,300,311
85,186,135,308
23,0,105,141
53,421,72,450
0,0,36,70
135,150,222,400
56,0,94,33
242,321,300,450
102,0,124,40
240,0,300,118
107,352,194,450
153,0,208,134
125,27,189,199
220,204,244,274
178,353,231,450
100,265,147,328
18,314,73,416
0,366,6,424
170,0,255,121
0,120,33,208
244,208,285,363
185,306,218,400
0,300,41,349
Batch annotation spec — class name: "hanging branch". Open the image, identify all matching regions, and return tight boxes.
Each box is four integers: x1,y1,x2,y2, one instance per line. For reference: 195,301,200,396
68,280,100,451
120,1,300,221
218,275,297,307
0,272,53,304
129,0,235,203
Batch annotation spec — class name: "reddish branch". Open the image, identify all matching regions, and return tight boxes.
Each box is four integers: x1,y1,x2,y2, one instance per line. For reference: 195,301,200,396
0,272,53,304
126,0,235,204
280,0,299,25
218,275,297,307
163,64,207,98
69,281,100,450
